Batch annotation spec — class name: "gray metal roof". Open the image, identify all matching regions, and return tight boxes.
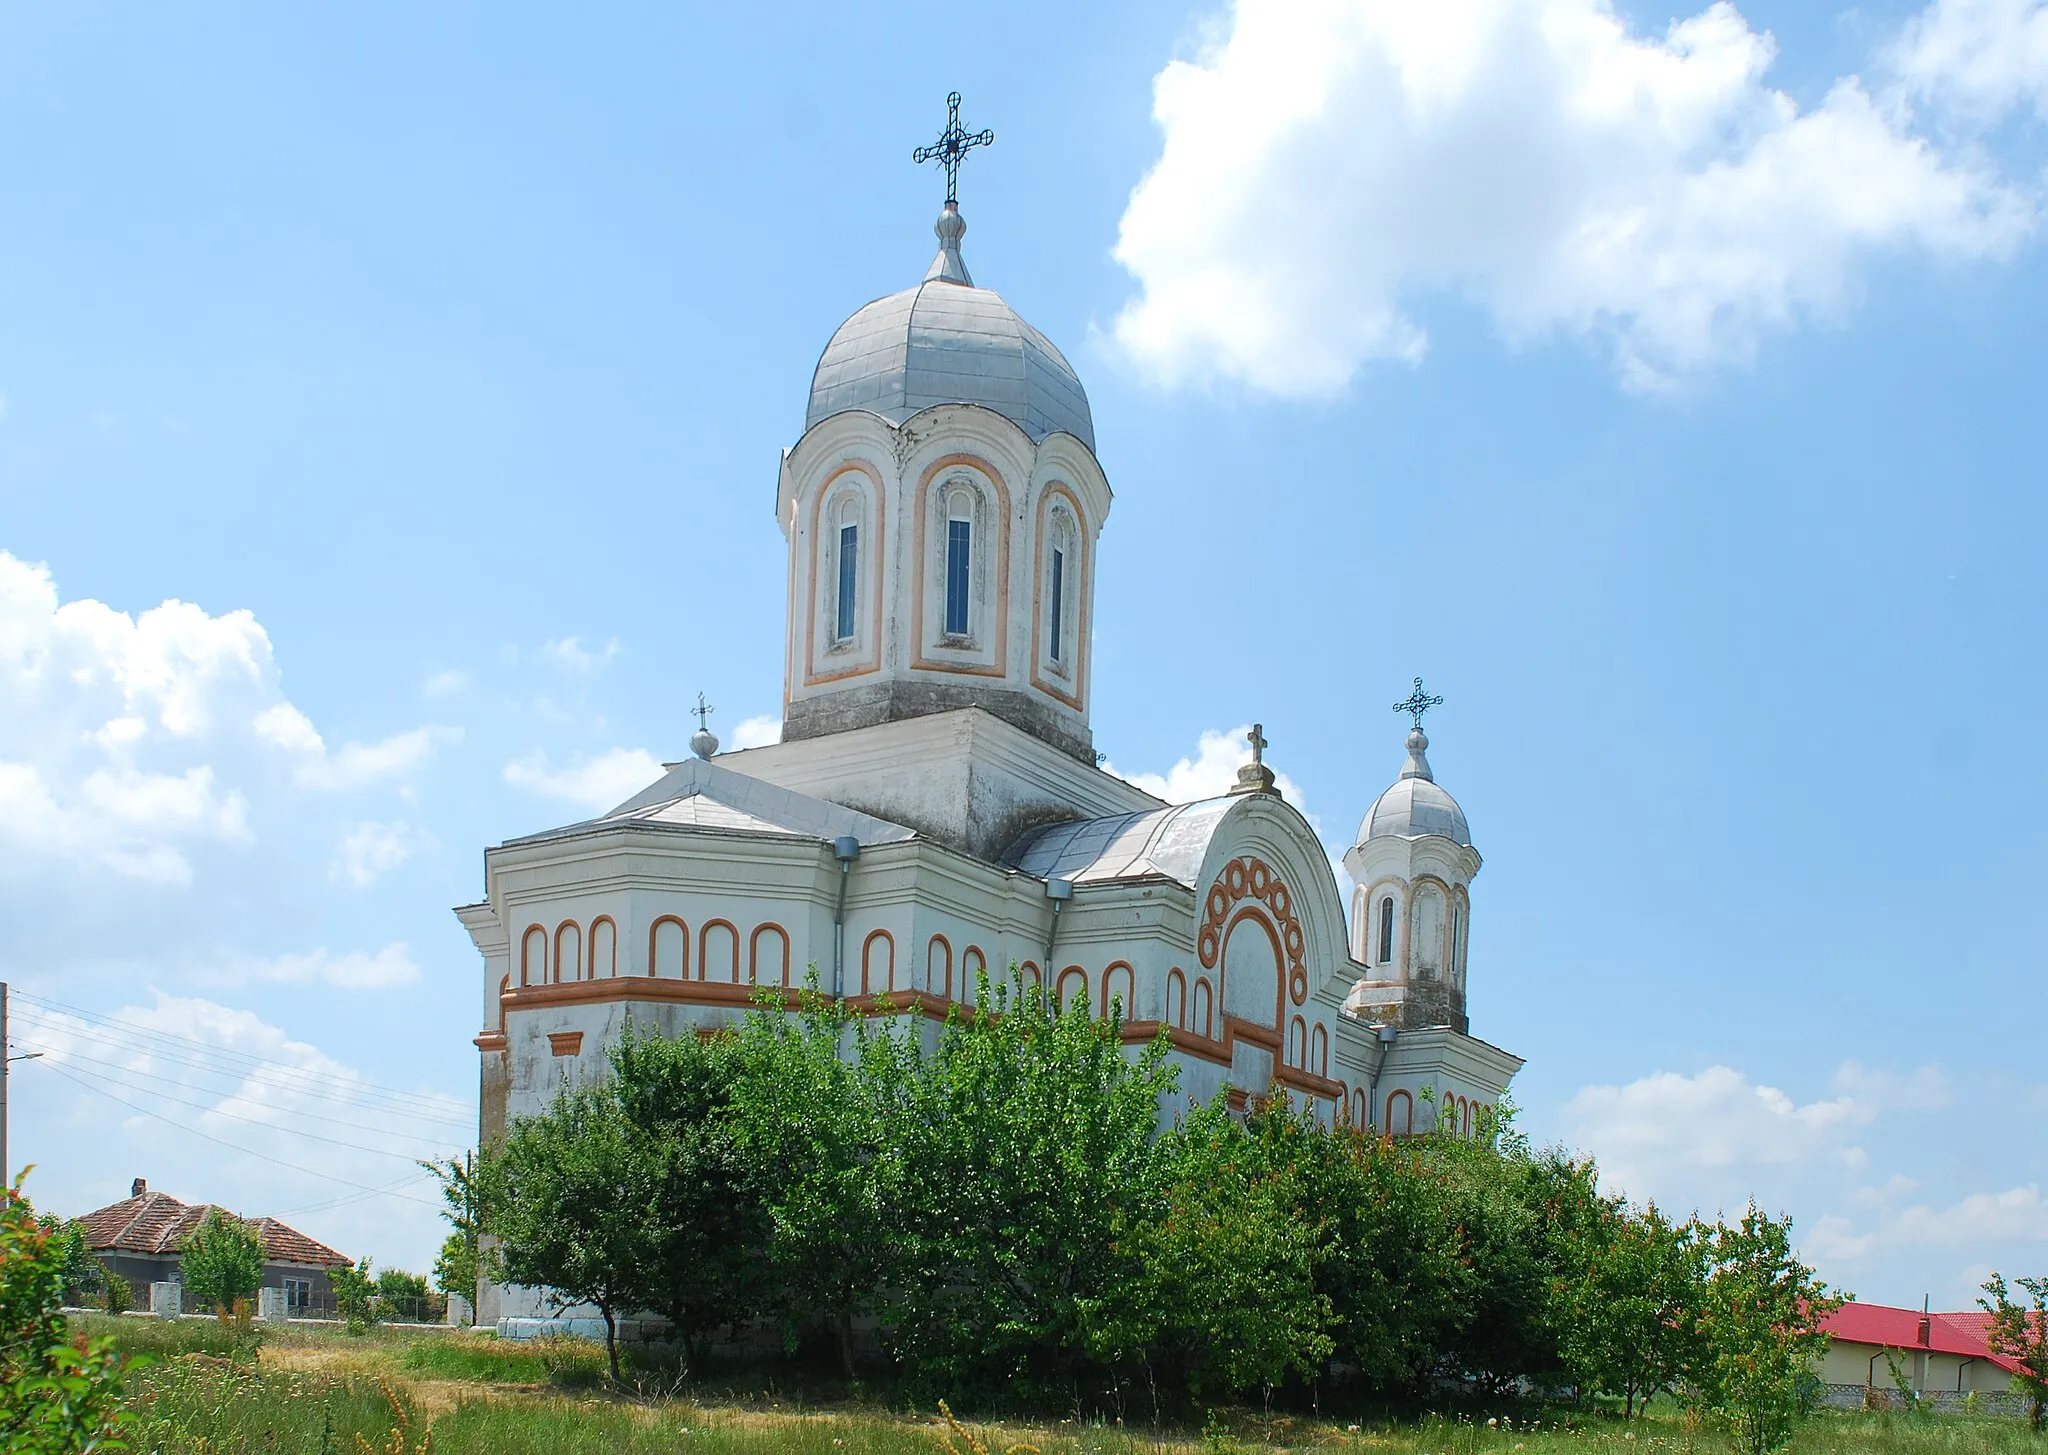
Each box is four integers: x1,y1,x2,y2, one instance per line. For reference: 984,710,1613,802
1001,797,1236,887
804,211,1095,449
1357,730,1471,847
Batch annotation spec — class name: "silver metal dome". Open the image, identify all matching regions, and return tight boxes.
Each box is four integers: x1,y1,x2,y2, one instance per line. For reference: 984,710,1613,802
804,208,1095,450
1358,729,1471,846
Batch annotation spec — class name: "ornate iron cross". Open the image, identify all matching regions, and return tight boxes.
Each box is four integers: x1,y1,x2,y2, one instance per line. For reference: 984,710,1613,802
694,692,715,732
1393,678,1442,730
913,91,994,208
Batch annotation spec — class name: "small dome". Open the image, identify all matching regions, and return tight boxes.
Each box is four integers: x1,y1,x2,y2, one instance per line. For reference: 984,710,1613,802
804,208,1095,450
1359,729,1471,847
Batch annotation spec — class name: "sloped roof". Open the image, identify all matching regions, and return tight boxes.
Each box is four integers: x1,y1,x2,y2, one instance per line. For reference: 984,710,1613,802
79,1190,349,1268
1001,798,1236,887
1821,1302,2022,1372
504,756,917,852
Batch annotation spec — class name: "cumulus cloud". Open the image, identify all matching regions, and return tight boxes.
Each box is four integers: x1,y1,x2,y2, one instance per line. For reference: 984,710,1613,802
1891,0,2048,118
421,669,470,699
1808,1185,2048,1264
1106,725,1308,808
504,746,664,812
330,821,417,888
192,942,424,991
541,636,621,673
729,713,783,751
0,550,458,885
8,991,465,1268
1113,0,2040,393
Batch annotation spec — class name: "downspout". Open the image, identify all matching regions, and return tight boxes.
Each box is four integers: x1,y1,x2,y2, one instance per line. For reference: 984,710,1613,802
1364,1023,1397,1131
831,836,860,998
1043,878,1073,995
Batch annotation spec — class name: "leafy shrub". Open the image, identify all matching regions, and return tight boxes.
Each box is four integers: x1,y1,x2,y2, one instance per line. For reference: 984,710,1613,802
180,1207,264,1317
103,1270,132,1317
0,1174,135,1453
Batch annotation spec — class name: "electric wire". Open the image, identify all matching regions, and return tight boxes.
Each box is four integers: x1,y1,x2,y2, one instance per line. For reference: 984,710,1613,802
12,1034,471,1144
9,992,469,1121
18,1045,465,1164
27,1059,447,1210
9,990,472,1123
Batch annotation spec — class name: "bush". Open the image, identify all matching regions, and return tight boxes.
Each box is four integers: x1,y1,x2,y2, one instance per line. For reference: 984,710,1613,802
103,1270,132,1317
181,1207,264,1317
0,1174,134,1453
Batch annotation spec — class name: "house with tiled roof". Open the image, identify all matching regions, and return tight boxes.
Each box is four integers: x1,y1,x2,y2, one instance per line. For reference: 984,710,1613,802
1817,1301,2024,1407
79,1178,353,1313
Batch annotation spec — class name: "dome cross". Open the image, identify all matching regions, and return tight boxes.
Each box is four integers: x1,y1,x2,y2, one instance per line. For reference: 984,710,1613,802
693,693,715,732
1393,677,1443,731
913,91,994,209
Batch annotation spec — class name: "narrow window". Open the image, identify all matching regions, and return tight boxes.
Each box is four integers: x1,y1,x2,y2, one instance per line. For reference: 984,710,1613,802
1049,546,1066,662
1377,897,1394,966
1451,906,1463,985
945,517,972,635
835,522,858,642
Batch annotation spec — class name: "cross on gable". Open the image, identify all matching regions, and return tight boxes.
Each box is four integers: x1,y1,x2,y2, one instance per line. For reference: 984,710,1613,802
1246,722,1268,766
1393,678,1442,730
912,91,994,208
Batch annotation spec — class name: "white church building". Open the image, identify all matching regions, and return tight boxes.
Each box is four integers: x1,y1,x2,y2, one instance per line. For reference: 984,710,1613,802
458,126,1523,1326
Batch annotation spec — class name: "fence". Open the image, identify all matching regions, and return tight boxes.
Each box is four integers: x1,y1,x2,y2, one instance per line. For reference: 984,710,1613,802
1818,1383,2025,1417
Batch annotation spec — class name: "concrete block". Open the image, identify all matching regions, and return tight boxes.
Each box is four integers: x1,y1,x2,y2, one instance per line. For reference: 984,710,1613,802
150,1282,182,1320
256,1286,290,1323
445,1294,474,1327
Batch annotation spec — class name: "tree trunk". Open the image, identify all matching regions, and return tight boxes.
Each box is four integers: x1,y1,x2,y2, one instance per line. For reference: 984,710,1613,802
601,1304,621,1385
837,1312,856,1379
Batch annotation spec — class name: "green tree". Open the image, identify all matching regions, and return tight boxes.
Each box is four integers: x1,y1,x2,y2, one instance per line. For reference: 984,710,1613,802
886,973,1178,1400
1100,1099,1332,1407
37,1216,103,1307
725,979,907,1375
330,1258,379,1330
476,1077,662,1383
375,1267,432,1321
1693,1207,1838,1455
179,1208,264,1317
0,1173,134,1454
608,1018,771,1372
432,1232,478,1320
1978,1273,2048,1432
1248,1098,1462,1397
1555,1201,1707,1417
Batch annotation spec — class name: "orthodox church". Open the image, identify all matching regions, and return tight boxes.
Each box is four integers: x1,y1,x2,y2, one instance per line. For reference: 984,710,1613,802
458,108,1523,1327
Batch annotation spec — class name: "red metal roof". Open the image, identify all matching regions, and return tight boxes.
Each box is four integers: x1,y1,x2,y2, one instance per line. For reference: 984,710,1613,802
1820,1301,2021,1373
79,1189,349,1269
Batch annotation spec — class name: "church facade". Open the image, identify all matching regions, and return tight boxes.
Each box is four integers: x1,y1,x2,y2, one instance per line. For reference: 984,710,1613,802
458,181,1523,1328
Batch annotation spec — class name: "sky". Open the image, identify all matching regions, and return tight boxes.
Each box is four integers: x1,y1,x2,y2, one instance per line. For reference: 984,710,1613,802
1,0,2044,1306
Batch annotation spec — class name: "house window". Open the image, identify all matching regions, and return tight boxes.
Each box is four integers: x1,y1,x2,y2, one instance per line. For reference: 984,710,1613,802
284,1277,311,1312
835,517,858,643
1377,897,1394,966
1049,547,1066,662
945,517,972,636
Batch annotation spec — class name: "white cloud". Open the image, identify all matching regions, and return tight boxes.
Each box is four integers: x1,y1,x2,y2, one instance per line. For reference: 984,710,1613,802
1808,1186,2048,1264
541,636,621,673
1890,0,2048,118
195,942,424,991
0,550,456,885
1568,1065,1870,1212
8,992,465,1271
1113,0,2038,394
729,713,782,751
504,746,664,812
1106,724,1308,807
330,821,416,888
421,669,470,699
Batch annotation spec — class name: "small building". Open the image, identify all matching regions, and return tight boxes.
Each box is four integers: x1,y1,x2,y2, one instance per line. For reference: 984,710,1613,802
1817,1301,2022,1408
79,1178,352,1313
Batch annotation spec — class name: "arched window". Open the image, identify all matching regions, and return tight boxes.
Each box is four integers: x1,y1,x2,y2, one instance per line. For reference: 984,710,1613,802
944,493,973,637
1311,1022,1329,1078
751,924,790,987
1056,967,1088,1014
520,926,547,988
1287,1015,1307,1067
1042,502,1080,675
1387,1089,1414,1137
1191,978,1214,1038
834,496,860,644
1451,901,1466,987
1413,886,1445,977
554,922,582,984
650,917,687,978
589,918,617,979
1222,912,1281,1029
1377,897,1394,966
1166,969,1186,1027
1049,545,1066,662
927,935,953,999
700,921,739,983
1102,962,1134,1021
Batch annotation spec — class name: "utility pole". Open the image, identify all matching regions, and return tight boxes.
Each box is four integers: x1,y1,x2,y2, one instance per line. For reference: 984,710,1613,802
2,982,45,1190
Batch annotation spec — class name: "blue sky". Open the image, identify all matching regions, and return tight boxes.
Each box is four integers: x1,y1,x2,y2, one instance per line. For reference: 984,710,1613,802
2,0,2044,1303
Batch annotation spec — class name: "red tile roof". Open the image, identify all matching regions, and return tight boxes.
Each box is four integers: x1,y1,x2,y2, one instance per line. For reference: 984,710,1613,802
1820,1301,2021,1374
79,1189,349,1268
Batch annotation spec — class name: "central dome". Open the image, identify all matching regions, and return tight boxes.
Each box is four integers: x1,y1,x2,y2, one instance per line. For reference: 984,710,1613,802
804,208,1095,450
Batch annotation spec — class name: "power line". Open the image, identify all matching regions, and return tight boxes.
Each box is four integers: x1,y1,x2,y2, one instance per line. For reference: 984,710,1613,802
27,1059,446,1210
15,1033,471,1141
263,1170,442,1220
9,991,473,1123
20,1047,464,1164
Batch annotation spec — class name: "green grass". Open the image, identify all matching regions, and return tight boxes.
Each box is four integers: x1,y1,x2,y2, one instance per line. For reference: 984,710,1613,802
74,1316,2043,1455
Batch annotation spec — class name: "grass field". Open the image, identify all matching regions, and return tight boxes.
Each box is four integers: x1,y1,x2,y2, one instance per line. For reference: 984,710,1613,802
79,1316,2040,1455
